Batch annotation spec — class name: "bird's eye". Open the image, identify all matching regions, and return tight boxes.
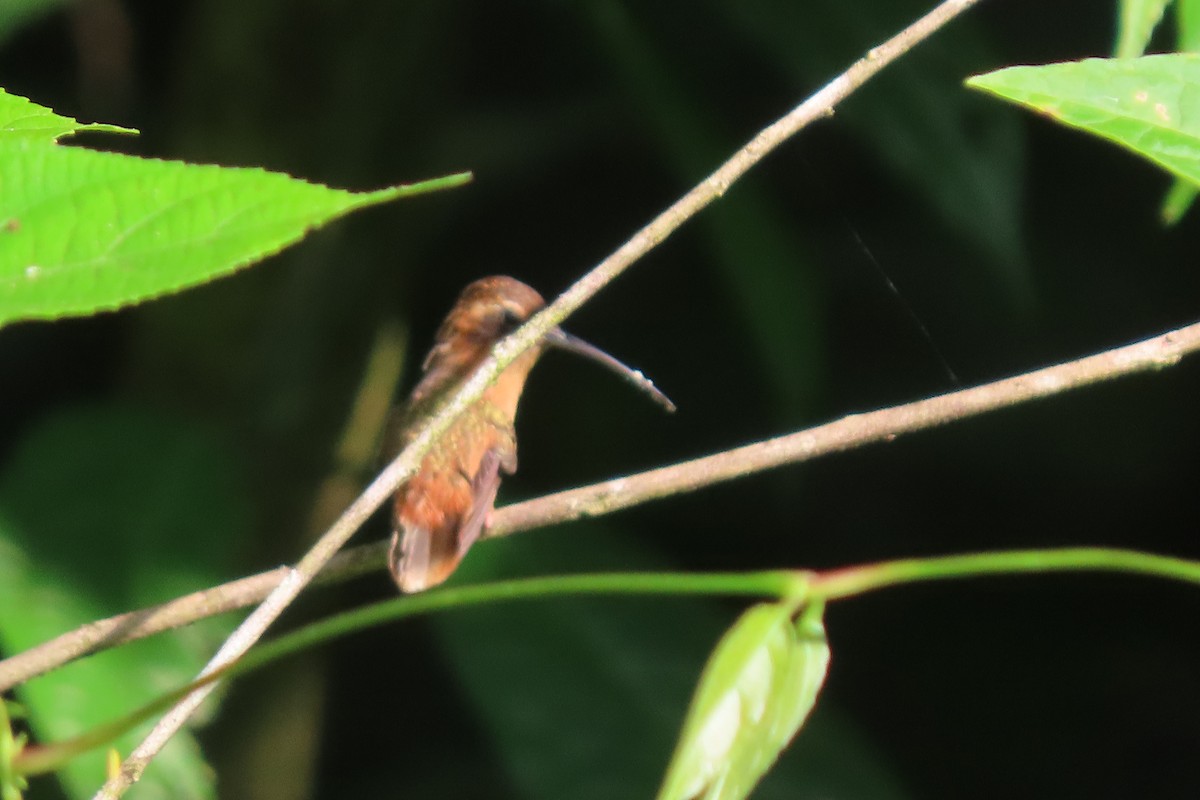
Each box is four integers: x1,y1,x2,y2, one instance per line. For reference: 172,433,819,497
500,307,524,331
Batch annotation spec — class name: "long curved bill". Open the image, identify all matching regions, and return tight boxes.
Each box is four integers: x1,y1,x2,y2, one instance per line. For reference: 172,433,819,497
545,328,676,413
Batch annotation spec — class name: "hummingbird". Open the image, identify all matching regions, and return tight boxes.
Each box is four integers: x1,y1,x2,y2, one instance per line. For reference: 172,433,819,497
385,276,675,593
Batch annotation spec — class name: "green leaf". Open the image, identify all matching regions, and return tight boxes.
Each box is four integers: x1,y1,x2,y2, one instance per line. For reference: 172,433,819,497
0,135,468,327
1160,176,1198,223
431,530,877,800
0,404,254,799
966,55,1200,186
1164,0,1200,222
0,88,137,142
1114,0,1173,58
0,701,28,800
656,603,830,800
1182,0,1200,51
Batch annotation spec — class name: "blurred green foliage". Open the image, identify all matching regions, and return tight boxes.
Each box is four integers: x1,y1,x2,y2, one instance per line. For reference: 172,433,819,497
0,405,252,798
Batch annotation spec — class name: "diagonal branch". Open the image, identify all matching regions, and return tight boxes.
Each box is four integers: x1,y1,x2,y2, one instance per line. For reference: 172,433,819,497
7,317,1197,694
93,1,984,794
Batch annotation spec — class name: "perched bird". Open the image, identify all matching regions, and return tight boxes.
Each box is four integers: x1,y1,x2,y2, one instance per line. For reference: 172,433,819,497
385,276,674,593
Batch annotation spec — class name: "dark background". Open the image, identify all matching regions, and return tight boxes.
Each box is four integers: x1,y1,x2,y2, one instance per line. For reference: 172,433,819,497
1,0,1198,798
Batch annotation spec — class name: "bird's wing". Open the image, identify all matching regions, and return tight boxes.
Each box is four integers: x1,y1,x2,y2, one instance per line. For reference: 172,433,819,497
456,448,503,558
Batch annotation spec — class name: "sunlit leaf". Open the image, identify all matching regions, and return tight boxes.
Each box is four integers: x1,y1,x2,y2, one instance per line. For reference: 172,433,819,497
0,89,136,142
0,132,467,327
656,602,830,800
967,55,1200,187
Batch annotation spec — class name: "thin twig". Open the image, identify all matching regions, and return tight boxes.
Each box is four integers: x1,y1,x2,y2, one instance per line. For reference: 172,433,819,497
489,322,1200,530
10,313,1194,695
812,548,1200,600
93,2,983,795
